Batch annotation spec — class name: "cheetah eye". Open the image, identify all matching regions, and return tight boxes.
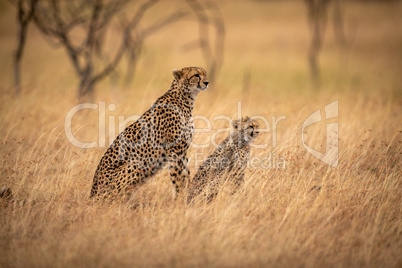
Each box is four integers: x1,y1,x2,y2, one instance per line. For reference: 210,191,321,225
194,74,200,79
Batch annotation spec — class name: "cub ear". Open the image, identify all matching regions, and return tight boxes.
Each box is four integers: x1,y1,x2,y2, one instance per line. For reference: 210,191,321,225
172,69,184,80
232,120,239,129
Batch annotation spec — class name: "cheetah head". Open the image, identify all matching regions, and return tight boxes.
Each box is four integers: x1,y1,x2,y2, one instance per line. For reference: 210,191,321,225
232,116,260,145
172,67,209,92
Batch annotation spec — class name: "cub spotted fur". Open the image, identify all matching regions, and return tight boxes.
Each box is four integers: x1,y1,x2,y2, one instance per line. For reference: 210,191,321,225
188,117,259,202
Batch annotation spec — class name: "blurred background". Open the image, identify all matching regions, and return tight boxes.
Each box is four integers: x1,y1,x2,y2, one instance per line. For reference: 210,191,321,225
1,0,401,100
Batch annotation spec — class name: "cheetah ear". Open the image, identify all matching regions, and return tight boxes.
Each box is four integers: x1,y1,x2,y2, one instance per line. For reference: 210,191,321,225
172,69,184,80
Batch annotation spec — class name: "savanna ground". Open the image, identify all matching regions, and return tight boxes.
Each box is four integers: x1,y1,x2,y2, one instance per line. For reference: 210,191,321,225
0,0,401,267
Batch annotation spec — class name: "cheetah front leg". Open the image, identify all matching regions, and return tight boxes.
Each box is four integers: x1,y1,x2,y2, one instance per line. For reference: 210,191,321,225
168,153,190,198
226,152,249,194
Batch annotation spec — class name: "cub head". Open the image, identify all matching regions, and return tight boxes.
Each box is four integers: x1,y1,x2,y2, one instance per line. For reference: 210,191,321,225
232,116,260,145
172,67,209,92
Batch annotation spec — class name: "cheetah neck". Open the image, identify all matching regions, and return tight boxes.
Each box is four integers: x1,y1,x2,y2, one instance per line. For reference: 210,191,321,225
167,80,198,110
229,133,252,149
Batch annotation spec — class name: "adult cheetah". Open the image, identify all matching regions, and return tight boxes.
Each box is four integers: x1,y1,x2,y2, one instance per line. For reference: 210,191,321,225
188,117,260,203
90,67,209,198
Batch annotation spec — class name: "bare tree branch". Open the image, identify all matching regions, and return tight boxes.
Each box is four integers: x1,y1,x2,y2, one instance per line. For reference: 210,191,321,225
11,0,225,99
85,0,159,96
184,0,225,81
304,0,330,88
142,10,188,37
123,9,189,86
13,0,38,95
333,0,345,47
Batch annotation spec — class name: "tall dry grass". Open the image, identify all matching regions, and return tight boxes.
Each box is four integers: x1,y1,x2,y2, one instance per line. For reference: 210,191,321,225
0,1,401,267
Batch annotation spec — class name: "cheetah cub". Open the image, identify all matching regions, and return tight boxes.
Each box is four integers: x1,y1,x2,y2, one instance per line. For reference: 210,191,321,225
188,117,259,203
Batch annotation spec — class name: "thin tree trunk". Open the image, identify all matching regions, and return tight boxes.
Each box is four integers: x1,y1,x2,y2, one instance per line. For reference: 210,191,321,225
305,0,330,88
14,0,36,96
309,19,321,85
